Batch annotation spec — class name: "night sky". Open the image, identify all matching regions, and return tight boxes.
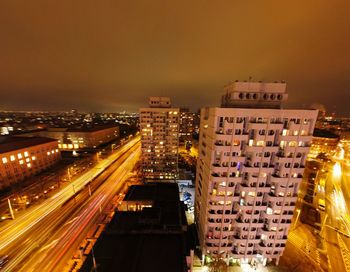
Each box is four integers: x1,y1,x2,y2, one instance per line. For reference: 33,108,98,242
1,1,349,115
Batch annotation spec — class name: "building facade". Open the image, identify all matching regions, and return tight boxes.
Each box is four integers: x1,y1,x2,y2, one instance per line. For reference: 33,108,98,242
309,128,339,158
179,108,196,143
140,97,179,180
195,81,318,266
0,136,60,190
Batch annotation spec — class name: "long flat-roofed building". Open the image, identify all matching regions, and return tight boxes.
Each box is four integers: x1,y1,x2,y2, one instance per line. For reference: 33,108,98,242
0,136,60,190
20,124,119,150
195,81,318,267
140,97,179,180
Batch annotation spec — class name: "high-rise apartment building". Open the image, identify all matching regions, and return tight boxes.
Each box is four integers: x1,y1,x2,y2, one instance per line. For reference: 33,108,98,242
140,97,179,180
195,81,318,266
179,108,201,144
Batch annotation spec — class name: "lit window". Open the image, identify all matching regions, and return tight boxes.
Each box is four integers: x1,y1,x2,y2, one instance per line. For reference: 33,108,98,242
282,129,288,136
63,144,67,149
26,158,30,162
27,163,31,168
47,151,51,156
2,157,7,164
266,207,273,215
24,151,29,157
233,140,240,146
289,141,297,147
68,144,73,149
248,139,254,146
19,160,24,165
32,156,36,160
18,153,23,159
256,140,265,147
58,144,62,148
73,144,79,149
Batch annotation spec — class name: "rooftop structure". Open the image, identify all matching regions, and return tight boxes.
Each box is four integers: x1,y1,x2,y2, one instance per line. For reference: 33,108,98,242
149,96,172,108
221,81,288,109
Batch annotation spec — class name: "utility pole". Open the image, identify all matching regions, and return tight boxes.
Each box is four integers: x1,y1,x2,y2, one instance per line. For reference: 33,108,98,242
321,213,329,234
91,246,98,271
293,209,301,229
67,168,71,182
8,198,15,220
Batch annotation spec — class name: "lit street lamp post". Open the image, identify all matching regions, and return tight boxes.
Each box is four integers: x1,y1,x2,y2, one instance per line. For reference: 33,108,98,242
8,198,15,220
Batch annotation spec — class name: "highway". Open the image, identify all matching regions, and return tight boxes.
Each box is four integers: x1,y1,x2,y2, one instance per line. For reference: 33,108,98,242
0,136,140,271
290,139,350,272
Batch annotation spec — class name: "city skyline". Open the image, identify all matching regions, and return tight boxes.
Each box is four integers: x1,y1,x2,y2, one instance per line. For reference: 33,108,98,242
1,2,350,271
1,1,350,115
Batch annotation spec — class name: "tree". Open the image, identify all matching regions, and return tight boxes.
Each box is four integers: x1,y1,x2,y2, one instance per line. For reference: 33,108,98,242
207,254,228,272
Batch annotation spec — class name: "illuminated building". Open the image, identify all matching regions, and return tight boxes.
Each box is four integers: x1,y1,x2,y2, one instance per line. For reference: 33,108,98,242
309,129,339,157
140,97,179,180
179,108,196,143
195,81,318,266
22,125,119,150
0,136,60,190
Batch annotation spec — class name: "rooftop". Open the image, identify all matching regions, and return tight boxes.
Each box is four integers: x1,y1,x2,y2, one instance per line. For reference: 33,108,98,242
124,182,180,202
148,96,172,108
0,136,57,154
81,233,188,272
81,182,191,272
313,128,340,139
47,124,118,133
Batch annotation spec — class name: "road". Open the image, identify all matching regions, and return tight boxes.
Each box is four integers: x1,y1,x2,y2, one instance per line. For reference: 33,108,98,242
0,137,140,271
291,139,350,272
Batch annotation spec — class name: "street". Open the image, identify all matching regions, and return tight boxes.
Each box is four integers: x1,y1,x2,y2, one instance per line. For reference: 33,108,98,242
0,137,140,271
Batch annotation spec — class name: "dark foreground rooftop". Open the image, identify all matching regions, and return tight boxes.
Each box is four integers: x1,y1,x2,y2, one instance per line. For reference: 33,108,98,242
81,182,192,272
82,233,187,272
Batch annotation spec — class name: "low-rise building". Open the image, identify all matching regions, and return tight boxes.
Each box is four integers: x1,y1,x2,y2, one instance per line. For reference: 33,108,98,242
0,136,60,190
20,125,119,150
309,128,339,157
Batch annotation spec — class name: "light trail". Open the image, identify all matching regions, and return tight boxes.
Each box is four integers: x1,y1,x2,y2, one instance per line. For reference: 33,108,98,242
0,137,140,271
